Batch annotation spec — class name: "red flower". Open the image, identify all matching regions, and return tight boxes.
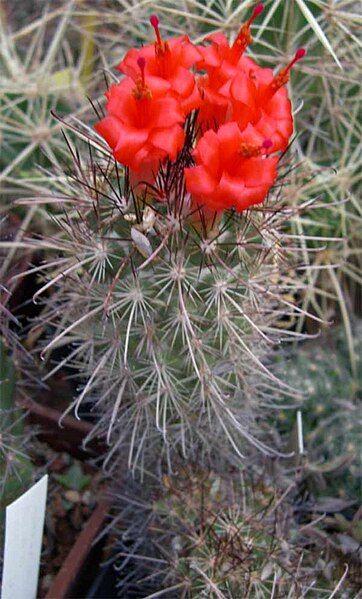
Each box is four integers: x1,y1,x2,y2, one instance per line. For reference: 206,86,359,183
230,49,306,151
94,3,305,204
197,65,258,134
196,4,264,77
184,122,278,212
195,4,264,134
214,69,287,152
197,49,305,151
196,2,305,151
196,75,230,133
95,58,185,175
117,16,202,115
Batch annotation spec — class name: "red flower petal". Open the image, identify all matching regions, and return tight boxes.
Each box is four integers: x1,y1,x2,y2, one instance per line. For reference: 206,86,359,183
184,165,218,196
237,156,278,188
206,32,229,47
179,82,202,114
229,73,256,108
113,125,150,170
197,46,222,69
94,116,123,150
169,36,202,67
170,67,195,96
233,185,270,211
106,80,138,123
217,122,243,155
255,113,292,152
238,122,265,146
149,97,184,128
149,124,185,159
117,46,155,77
193,130,220,175
146,76,172,97
264,89,292,120
132,147,166,173
217,171,247,204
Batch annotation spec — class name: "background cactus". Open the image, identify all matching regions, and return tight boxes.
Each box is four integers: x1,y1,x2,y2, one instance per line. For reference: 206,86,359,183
113,464,357,597
0,337,35,579
0,216,35,541
276,321,362,503
0,341,34,517
0,1,101,207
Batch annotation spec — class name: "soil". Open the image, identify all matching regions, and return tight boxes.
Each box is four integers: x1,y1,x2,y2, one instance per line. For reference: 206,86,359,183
29,441,110,598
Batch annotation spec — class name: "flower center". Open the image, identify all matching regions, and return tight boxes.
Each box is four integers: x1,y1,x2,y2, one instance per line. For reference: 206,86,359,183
239,138,272,157
231,3,264,57
132,57,152,100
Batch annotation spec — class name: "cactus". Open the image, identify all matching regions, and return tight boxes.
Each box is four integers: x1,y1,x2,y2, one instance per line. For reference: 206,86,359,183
25,4,336,473
29,118,327,474
0,1,359,594
83,0,361,366
276,322,362,502
113,465,356,597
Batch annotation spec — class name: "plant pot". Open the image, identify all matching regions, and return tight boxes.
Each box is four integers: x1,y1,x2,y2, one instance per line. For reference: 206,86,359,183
44,497,111,599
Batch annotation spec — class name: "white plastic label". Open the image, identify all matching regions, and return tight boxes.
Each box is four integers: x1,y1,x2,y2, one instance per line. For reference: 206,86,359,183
1,475,48,599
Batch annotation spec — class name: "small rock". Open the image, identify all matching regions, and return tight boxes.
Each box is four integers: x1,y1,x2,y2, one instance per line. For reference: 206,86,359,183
49,456,66,473
81,490,92,505
64,490,81,503
41,574,54,591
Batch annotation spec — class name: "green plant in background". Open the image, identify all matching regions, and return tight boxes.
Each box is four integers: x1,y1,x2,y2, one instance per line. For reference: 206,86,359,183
276,322,361,503
272,322,362,594
283,161,361,376
0,218,35,534
53,462,91,492
0,2,99,201
0,338,34,523
249,1,362,368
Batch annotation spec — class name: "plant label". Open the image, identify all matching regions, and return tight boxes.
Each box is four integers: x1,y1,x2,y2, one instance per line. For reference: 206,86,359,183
1,475,48,599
